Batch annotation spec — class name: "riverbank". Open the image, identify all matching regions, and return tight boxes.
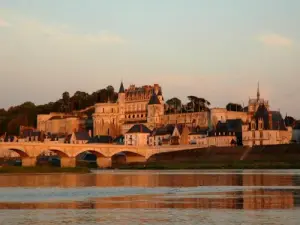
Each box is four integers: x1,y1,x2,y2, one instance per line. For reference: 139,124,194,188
0,166,91,174
117,161,300,170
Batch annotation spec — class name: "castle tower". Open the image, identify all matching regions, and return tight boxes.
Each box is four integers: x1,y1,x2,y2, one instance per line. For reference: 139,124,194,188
147,90,164,128
118,81,126,123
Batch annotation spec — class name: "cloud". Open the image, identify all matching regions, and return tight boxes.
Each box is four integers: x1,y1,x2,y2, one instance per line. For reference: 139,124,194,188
17,20,126,45
0,18,10,27
257,33,293,47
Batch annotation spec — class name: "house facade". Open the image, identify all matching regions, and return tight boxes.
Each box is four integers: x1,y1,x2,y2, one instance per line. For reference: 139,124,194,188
124,124,151,146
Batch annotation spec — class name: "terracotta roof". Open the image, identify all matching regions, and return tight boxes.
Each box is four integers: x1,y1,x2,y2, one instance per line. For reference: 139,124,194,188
127,124,151,134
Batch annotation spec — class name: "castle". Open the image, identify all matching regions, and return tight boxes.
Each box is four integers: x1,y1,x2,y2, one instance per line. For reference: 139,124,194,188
93,82,209,137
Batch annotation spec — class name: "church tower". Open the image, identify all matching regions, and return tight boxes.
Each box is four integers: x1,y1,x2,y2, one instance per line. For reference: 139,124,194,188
147,90,164,128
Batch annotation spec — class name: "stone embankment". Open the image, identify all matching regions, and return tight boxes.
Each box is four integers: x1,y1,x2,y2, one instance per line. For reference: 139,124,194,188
147,144,300,163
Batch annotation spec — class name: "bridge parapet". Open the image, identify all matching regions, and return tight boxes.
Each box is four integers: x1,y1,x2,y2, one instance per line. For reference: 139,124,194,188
0,142,202,167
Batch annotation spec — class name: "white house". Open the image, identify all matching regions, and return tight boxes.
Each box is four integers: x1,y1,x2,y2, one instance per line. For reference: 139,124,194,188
149,124,181,146
125,124,151,146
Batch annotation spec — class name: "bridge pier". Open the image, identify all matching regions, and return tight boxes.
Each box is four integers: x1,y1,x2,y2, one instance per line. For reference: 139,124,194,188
22,157,37,167
97,157,112,168
61,157,76,168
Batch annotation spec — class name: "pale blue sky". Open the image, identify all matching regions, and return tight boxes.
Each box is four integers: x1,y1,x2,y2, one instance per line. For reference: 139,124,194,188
0,0,299,117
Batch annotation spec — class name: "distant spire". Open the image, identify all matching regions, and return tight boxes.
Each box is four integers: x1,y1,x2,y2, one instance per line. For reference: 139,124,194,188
257,82,260,100
119,81,125,93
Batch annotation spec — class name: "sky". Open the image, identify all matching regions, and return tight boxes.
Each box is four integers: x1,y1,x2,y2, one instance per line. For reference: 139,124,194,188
0,0,299,117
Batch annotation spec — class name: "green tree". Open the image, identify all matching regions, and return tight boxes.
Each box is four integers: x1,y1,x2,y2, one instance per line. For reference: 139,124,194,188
166,97,182,113
187,96,211,112
226,103,243,112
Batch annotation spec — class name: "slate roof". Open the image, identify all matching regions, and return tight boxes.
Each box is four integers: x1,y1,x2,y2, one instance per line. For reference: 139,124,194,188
119,82,125,93
254,104,270,129
112,135,125,144
189,126,208,135
151,124,176,136
227,119,243,132
127,124,152,134
74,131,90,141
271,111,287,130
88,135,113,143
148,92,161,105
209,119,242,136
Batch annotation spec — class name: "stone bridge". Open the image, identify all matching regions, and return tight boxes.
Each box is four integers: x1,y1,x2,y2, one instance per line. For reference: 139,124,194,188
0,143,200,168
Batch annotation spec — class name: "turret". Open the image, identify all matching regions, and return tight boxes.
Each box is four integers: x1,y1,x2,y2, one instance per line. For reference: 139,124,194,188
147,90,163,127
118,81,125,121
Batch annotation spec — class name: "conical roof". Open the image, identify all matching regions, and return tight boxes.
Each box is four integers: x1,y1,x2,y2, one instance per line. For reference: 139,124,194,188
119,82,125,93
148,90,161,105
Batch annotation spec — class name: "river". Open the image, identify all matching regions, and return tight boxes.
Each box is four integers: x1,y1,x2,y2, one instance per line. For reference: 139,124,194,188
0,169,299,224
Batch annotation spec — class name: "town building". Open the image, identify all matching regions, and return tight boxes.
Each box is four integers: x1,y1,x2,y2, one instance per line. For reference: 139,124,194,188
149,124,182,146
70,131,91,144
124,124,151,146
37,113,89,136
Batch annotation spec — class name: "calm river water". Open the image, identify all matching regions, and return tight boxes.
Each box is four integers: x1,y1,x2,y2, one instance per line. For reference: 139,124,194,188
0,170,300,224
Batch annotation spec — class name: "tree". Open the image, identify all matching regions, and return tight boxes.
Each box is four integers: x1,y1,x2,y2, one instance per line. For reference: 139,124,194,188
187,96,211,112
62,92,71,113
226,103,243,112
285,116,296,127
166,98,182,113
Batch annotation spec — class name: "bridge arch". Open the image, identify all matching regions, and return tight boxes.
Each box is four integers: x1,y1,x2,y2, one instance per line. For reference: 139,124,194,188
111,150,147,165
46,149,70,158
6,148,29,158
74,149,108,158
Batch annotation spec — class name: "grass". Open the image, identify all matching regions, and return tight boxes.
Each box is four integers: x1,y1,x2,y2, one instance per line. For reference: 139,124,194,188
116,161,300,170
0,166,91,174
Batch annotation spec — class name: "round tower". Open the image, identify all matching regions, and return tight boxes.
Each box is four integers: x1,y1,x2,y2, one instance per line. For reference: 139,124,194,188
118,81,126,122
147,90,163,127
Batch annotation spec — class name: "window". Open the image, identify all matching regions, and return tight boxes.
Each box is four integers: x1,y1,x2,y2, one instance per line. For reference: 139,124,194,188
102,108,104,113
111,108,114,113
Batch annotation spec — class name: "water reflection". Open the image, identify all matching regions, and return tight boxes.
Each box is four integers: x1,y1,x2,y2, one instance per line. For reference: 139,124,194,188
0,170,299,210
